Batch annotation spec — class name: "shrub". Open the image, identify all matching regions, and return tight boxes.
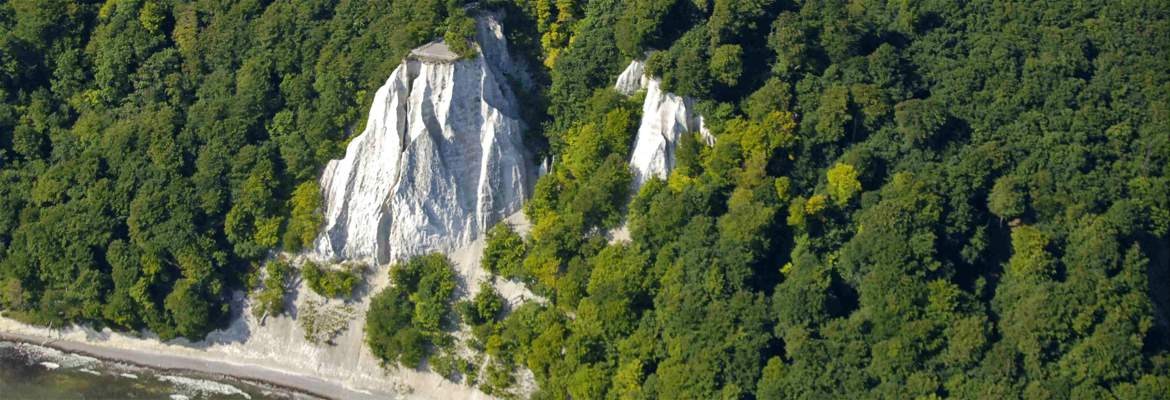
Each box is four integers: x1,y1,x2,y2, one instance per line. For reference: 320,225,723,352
459,282,505,326
299,299,354,345
483,223,527,279
252,259,293,321
303,261,365,298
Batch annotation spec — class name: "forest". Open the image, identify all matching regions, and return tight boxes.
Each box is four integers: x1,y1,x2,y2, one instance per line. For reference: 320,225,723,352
2,0,1169,399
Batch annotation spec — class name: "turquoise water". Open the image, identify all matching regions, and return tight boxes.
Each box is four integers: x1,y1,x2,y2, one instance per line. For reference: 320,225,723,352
0,340,309,400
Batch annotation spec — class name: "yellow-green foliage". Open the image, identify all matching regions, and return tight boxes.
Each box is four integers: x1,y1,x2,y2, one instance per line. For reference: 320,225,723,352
283,181,323,251
137,1,166,34
805,194,828,215
727,111,799,165
774,176,791,202
536,0,579,68
302,261,365,299
826,163,861,206
252,258,292,321
1007,225,1055,280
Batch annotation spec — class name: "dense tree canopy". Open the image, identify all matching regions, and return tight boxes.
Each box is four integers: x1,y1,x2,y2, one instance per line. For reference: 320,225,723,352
2,0,1169,398
458,0,1170,398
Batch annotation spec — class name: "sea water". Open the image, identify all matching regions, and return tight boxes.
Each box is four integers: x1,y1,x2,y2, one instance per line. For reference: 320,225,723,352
0,340,314,399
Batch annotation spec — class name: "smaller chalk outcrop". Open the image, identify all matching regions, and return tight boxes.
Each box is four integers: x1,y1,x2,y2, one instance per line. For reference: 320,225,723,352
618,60,714,190
615,60,650,96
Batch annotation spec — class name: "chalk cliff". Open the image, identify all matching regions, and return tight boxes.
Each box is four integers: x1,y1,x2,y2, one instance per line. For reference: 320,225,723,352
614,59,649,96
314,13,534,265
618,60,714,190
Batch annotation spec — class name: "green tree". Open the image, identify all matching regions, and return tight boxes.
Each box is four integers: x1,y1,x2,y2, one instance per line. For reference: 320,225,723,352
767,12,809,77
988,175,1027,221
646,27,713,98
614,0,680,58
461,282,505,326
483,223,528,279
164,278,219,340
709,44,743,86
814,85,851,143
367,254,458,368
894,98,947,145
1007,225,1055,280
283,181,323,251
743,78,793,120
444,7,479,58
826,163,861,206
225,153,283,260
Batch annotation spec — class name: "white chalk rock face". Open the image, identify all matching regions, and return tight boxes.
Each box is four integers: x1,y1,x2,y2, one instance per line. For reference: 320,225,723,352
619,60,714,190
615,60,649,96
315,14,534,264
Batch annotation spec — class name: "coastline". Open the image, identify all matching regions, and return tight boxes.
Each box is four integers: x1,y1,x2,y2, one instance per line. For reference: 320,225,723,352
0,327,378,400
0,214,537,400
0,247,501,400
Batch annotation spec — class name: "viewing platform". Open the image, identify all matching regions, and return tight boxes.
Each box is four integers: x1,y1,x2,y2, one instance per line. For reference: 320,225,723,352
408,40,461,63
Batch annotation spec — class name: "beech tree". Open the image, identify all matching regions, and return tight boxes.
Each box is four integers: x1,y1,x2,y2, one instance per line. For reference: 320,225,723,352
826,162,861,206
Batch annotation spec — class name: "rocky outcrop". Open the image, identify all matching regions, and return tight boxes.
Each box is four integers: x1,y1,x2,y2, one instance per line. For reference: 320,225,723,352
314,13,534,265
615,60,649,96
618,60,714,190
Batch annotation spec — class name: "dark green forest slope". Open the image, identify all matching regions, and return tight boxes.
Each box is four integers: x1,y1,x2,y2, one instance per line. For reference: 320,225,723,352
3,0,1170,399
451,0,1170,398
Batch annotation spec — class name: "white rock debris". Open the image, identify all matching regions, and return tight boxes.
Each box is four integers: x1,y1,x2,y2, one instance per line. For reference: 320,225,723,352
617,60,714,191
314,13,535,265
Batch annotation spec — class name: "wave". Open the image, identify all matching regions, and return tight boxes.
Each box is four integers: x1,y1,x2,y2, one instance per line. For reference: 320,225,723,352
158,374,252,399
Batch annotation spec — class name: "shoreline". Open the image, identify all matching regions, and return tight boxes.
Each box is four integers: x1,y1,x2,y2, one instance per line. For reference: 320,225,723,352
0,216,533,400
0,328,385,400
0,333,323,399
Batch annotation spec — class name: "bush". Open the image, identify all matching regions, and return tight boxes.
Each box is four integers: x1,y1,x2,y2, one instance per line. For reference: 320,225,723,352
460,282,505,326
430,351,475,383
302,261,365,298
299,299,354,345
483,223,527,279
252,259,293,321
